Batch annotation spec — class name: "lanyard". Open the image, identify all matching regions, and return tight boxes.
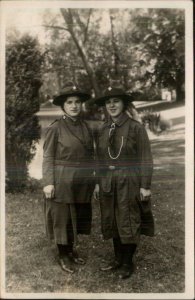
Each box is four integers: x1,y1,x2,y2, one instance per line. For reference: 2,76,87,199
108,122,124,160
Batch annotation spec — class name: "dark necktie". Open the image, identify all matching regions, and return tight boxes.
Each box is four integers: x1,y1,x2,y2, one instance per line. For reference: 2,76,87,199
109,122,116,155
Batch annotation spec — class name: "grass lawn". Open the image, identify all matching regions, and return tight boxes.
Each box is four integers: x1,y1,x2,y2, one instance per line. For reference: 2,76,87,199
5,125,185,294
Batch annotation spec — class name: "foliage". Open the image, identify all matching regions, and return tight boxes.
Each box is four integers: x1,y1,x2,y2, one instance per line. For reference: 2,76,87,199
25,177,43,193
128,9,185,101
140,110,171,134
6,34,44,192
41,8,185,103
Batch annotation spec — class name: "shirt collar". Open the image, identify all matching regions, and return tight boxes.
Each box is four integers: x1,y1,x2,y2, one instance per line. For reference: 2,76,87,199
107,112,129,127
62,112,80,125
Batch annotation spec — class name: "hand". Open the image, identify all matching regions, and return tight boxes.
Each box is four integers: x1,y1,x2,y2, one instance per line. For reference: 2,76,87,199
93,184,100,201
43,185,55,199
140,188,151,202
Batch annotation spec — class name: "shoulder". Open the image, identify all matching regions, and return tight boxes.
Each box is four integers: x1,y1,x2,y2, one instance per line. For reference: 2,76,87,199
81,119,91,129
49,118,60,127
95,121,108,137
127,117,146,134
81,119,93,134
99,120,109,131
45,118,61,134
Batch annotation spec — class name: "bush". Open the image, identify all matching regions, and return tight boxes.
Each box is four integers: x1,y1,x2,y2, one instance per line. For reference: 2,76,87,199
25,177,43,193
140,110,171,134
6,34,44,192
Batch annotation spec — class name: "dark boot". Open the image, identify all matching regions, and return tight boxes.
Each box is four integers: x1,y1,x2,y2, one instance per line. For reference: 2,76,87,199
118,244,137,279
66,237,86,265
100,238,123,271
68,248,86,265
57,244,75,273
113,237,123,266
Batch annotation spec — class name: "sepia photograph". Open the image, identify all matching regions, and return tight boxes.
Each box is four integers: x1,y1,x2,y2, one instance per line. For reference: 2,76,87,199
0,0,194,299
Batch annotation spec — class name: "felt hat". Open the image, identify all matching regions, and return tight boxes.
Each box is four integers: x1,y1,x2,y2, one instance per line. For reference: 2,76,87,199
94,87,136,107
53,85,91,106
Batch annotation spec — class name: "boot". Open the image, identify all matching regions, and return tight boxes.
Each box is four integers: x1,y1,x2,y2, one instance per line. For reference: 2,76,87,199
66,239,86,265
118,244,137,279
113,237,123,266
57,244,75,273
68,248,86,265
100,238,123,271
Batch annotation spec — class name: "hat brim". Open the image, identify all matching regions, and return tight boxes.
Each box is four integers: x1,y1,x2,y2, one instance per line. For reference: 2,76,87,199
94,94,134,107
53,92,91,106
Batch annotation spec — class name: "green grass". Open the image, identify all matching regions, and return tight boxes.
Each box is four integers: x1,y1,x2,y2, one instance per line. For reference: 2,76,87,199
5,126,185,294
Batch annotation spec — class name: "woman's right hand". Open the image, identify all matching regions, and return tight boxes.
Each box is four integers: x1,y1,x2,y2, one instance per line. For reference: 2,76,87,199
93,184,100,201
43,185,55,199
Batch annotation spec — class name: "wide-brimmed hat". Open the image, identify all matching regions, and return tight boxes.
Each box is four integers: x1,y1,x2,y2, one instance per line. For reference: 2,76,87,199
94,87,135,107
53,85,91,106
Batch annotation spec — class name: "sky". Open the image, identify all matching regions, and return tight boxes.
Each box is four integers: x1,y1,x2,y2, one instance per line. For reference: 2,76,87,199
5,7,55,44
4,6,112,45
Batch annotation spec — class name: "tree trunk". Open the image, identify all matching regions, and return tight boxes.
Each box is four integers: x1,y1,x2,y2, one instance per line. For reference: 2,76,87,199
60,9,101,97
109,12,120,76
175,83,185,102
175,73,185,102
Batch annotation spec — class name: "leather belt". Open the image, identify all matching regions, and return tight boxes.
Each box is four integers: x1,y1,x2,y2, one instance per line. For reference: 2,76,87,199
108,165,116,170
107,165,131,170
54,160,94,168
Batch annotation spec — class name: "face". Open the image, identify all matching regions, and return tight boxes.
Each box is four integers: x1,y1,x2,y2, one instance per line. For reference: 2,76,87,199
105,97,124,118
63,96,82,117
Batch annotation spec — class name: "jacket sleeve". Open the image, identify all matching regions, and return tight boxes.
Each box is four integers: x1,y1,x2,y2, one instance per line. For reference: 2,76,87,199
42,124,58,187
93,126,102,184
136,125,153,189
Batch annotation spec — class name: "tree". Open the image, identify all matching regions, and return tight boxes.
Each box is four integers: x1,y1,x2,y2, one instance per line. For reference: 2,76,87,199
128,8,185,101
43,9,126,98
42,8,185,102
6,34,44,191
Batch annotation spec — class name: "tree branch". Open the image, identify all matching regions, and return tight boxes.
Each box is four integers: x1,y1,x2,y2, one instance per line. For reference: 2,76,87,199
60,8,73,30
60,8,100,96
42,25,68,32
109,12,120,75
73,11,86,32
84,9,92,44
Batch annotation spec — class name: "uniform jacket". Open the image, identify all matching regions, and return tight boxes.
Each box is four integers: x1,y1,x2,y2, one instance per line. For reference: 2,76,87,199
42,115,95,203
96,112,154,243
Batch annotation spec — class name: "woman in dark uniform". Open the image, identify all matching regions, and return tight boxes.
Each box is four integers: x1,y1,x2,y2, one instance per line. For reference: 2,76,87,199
42,85,94,273
94,87,154,279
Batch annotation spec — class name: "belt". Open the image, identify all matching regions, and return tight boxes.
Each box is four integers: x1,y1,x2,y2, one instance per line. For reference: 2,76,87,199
108,165,117,170
54,160,95,168
106,165,131,170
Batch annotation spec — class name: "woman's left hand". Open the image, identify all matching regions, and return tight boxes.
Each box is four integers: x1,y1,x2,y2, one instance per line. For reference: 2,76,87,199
140,188,151,202
93,184,100,201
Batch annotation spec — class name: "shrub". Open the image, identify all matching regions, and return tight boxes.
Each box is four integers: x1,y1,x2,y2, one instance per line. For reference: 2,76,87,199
6,34,44,192
140,110,171,134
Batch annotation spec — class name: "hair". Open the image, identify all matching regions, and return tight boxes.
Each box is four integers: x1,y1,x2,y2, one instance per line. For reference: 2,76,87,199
122,100,129,110
60,100,66,112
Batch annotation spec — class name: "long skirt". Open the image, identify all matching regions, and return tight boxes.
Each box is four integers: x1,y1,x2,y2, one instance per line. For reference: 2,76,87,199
100,174,154,244
44,199,92,245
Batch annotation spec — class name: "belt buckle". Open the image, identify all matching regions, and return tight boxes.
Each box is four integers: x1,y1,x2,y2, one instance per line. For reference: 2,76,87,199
108,165,116,170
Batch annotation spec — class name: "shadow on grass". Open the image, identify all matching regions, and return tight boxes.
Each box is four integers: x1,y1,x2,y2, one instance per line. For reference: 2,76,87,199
151,136,184,167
